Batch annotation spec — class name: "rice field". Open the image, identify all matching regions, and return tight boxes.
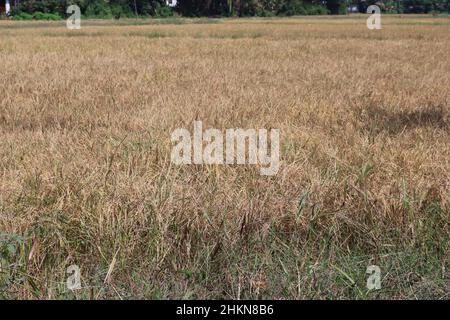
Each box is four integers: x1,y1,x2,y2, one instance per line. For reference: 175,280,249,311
0,15,449,299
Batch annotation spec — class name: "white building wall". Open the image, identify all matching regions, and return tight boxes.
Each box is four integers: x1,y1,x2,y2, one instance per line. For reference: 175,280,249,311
5,0,11,16
166,0,177,7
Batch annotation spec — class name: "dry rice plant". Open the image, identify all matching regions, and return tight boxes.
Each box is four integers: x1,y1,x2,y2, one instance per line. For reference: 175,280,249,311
0,15,449,299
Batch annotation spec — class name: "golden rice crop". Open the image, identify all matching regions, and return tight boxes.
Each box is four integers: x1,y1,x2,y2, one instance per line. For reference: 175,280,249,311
0,15,448,299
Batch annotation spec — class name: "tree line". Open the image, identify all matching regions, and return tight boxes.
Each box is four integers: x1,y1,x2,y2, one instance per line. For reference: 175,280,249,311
9,0,450,19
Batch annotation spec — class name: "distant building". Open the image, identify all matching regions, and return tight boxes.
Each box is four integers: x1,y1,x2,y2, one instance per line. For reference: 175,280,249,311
1,0,11,16
347,5,359,13
166,0,177,8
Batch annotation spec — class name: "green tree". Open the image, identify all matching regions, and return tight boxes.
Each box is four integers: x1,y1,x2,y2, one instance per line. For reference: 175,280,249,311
326,0,346,14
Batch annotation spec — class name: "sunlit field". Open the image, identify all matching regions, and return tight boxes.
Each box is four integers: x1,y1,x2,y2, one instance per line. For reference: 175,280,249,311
0,15,449,299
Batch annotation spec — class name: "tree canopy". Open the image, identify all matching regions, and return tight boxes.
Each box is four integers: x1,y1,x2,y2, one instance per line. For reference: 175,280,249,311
7,0,450,18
